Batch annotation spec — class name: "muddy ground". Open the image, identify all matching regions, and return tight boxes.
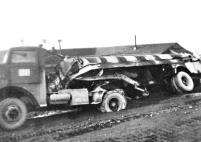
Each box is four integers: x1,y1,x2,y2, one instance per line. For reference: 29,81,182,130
1,88,201,142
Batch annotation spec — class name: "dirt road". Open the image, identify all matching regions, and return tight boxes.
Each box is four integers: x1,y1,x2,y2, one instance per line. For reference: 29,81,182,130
1,90,201,142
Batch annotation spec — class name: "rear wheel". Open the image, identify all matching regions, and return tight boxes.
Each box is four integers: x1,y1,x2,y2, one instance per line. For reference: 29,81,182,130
0,98,27,130
171,71,194,93
100,89,127,112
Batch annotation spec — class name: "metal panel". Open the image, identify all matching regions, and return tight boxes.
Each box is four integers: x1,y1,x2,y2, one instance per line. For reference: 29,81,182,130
9,50,40,84
69,89,89,105
10,65,40,84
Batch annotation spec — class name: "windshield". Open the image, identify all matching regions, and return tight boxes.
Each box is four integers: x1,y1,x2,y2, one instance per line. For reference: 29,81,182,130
0,50,8,64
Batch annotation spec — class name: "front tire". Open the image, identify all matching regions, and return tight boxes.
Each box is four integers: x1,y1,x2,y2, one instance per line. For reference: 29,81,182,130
0,98,27,130
100,89,127,112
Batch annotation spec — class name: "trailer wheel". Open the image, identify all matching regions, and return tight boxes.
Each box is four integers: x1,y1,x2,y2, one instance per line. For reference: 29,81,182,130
0,98,27,130
174,71,194,92
171,77,183,94
100,89,127,112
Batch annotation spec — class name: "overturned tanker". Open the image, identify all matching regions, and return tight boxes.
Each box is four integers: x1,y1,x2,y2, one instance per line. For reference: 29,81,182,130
53,52,201,99
0,43,201,130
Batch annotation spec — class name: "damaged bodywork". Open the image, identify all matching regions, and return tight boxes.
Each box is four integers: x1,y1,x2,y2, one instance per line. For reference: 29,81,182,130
47,52,201,105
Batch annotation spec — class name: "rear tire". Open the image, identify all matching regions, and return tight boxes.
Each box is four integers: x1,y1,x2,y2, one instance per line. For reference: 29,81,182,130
100,89,127,112
171,71,194,93
0,98,27,130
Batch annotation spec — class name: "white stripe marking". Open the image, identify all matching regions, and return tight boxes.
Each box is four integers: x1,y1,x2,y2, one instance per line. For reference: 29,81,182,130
94,57,102,63
124,56,138,62
170,59,179,63
104,56,119,63
71,64,100,79
153,60,161,64
144,55,155,60
157,54,172,60
87,57,102,63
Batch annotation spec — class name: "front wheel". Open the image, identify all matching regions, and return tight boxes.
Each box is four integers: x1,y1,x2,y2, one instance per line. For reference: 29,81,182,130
0,98,27,130
100,89,127,112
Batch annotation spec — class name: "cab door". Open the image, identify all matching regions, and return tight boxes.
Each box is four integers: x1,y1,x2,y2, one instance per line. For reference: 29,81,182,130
9,49,40,84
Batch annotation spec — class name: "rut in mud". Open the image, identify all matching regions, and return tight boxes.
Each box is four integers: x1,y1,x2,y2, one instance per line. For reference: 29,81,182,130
52,105,188,141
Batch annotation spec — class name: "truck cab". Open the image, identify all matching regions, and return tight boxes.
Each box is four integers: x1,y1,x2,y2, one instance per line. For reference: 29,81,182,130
0,46,50,130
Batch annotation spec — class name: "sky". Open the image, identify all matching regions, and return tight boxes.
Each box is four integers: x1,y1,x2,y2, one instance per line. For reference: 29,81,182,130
0,0,201,54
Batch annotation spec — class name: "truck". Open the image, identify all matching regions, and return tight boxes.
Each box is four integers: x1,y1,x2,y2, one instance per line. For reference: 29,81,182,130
0,43,201,130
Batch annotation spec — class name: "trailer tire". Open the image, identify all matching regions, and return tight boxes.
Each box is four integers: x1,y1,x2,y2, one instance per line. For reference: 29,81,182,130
0,98,27,130
100,89,127,112
171,77,183,94
174,71,194,92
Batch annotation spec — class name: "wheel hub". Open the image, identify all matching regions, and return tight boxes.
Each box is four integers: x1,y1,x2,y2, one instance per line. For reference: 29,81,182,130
109,98,119,112
111,102,116,107
4,105,20,122
182,77,188,86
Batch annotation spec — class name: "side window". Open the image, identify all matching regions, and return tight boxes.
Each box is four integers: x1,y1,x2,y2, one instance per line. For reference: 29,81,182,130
11,51,37,63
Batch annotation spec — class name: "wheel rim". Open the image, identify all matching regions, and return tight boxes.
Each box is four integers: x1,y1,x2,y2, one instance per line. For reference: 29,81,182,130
181,76,188,86
176,72,194,92
2,104,22,124
108,98,119,112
